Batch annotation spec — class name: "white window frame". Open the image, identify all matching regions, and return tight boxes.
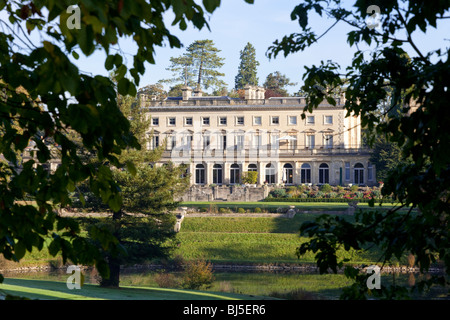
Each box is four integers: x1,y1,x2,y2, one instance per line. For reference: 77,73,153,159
168,117,176,126
288,115,297,125
271,116,279,125
253,116,262,126
219,116,227,126
202,117,210,126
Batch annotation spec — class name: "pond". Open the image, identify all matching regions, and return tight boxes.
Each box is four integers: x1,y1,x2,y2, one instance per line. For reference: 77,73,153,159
2,267,447,300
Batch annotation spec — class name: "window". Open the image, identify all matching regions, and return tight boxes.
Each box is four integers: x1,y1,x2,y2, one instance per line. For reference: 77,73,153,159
213,164,223,184
283,163,294,185
183,134,193,148
236,116,244,125
248,164,258,172
271,116,279,125
306,116,315,124
195,164,205,184
324,115,333,124
230,164,240,184
265,163,276,184
168,117,176,126
306,135,315,149
235,134,244,150
219,117,227,125
251,133,262,148
354,163,364,185
168,134,176,150
202,117,210,126
220,135,227,149
301,163,311,183
368,162,374,181
203,135,210,149
152,117,159,126
185,117,193,126
271,133,279,149
345,162,351,180
319,163,329,184
253,116,262,125
152,135,159,149
288,116,297,125
324,135,333,148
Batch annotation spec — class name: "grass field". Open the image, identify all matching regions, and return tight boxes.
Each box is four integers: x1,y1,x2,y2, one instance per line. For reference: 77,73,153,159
180,201,406,213
0,278,267,300
174,213,384,265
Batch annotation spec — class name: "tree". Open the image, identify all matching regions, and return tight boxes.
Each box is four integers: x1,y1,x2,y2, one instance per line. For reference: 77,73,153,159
159,55,196,87
235,42,260,90
160,39,227,91
268,1,450,299
0,0,245,287
138,83,167,101
167,83,186,97
263,71,296,97
187,39,227,91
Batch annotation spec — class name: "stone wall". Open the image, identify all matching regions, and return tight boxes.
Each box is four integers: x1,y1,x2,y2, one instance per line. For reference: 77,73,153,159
176,185,270,202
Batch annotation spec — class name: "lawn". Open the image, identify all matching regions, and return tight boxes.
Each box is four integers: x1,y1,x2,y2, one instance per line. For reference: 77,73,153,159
0,278,267,300
180,201,405,213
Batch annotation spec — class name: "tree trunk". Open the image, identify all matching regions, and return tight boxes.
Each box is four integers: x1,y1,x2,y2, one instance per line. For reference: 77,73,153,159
100,209,123,288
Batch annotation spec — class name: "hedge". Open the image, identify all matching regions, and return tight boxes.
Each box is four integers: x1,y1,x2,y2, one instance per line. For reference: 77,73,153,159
263,197,395,203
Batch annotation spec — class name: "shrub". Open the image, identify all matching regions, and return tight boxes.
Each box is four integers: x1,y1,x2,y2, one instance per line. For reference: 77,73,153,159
237,208,246,213
219,207,230,214
270,188,287,198
242,171,258,184
350,184,359,192
319,184,332,193
254,207,262,213
336,185,345,193
181,260,215,290
155,272,181,288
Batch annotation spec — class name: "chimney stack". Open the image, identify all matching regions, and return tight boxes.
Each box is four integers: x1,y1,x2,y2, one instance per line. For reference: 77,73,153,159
181,86,193,100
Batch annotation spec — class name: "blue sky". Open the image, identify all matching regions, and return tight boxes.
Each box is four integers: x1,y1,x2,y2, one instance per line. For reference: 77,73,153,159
2,1,449,95
130,0,449,94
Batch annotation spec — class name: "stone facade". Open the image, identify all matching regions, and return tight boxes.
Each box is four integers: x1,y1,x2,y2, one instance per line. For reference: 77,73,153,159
140,86,375,201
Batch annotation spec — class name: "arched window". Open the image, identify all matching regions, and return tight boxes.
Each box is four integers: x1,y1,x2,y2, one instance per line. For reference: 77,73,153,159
319,163,329,184
230,163,240,184
265,163,276,184
195,164,205,184
283,163,294,185
301,163,311,183
248,164,258,172
213,164,223,184
354,163,364,185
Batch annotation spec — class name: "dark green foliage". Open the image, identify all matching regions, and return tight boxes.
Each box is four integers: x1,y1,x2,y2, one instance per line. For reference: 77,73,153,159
263,71,296,96
0,0,233,284
235,42,260,90
268,0,450,299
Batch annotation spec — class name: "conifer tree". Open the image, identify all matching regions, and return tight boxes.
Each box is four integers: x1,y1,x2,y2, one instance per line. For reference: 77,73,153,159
187,39,227,91
162,40,227,91
235,42,260,90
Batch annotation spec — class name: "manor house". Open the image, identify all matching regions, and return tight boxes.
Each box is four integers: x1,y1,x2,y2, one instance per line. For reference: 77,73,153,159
139,85,375,187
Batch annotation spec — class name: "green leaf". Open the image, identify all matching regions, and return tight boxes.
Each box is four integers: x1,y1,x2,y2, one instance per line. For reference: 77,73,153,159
203,0,221,13
72,50,79,60
14,241,26,261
